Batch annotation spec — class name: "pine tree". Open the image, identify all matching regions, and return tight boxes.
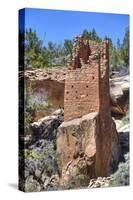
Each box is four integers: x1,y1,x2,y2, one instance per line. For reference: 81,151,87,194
81,29,91,40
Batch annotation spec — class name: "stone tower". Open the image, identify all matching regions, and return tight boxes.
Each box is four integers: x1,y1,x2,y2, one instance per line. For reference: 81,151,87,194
57,36,120,181
64,36,110,122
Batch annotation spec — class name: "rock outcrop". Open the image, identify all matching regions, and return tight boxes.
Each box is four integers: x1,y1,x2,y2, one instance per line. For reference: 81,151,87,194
57,112,120,187
57,113,98,182
24,67,67,83
88,176,113,188
31,109,64,141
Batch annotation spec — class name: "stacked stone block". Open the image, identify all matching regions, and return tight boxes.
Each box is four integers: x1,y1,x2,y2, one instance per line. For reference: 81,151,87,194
64,36,109,122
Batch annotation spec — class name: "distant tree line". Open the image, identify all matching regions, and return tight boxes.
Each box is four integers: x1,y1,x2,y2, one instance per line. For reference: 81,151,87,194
19,28,73,69
19,27,129,75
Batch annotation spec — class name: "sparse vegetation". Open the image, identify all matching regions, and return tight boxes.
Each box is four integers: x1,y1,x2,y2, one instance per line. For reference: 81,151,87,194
117,111,129,129
24,111,32,135
121,111,129,126
19,149,45,161
110,153,129,186
24,81,52,135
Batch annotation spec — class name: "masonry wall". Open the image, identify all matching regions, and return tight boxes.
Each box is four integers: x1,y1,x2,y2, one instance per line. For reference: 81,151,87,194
64,61,100,121
64,38,109,122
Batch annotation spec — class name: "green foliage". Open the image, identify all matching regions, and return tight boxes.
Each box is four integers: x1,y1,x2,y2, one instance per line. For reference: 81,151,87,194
46,165,54,176
110,153,129,186
110,47,120,69
24,28,71,68
24,81,52,135
25,81,52,112
24,82,33,135
122,27,129,65
91,28,101,42
121,111,129,126
81,28,101,42
25,28,46,68
81,29,91,40
64,40,73,55
46,41,67,67
19,149,45,160
110,27,129,75
24,111,32,135
23,27,129,74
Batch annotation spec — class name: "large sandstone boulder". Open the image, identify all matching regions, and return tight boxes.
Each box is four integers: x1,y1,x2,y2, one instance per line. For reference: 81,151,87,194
57,112,98,171
56,112,121,187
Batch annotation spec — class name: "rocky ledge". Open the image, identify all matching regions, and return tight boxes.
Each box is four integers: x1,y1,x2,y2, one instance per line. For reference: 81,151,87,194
24,67,67,83
56,112,121,188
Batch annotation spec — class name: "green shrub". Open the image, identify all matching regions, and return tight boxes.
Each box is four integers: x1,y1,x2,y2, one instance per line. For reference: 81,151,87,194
24,111,32,135
19,149,45,161
110,153,129,186
121,111,129,126
24,81,52,135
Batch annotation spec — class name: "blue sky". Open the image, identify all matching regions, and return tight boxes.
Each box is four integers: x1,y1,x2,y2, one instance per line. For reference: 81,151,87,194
20,8,129,46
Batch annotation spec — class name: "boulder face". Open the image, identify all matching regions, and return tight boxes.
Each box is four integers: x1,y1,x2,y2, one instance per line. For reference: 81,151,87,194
57,112,98,174
31,109,64,141
56,112,121,186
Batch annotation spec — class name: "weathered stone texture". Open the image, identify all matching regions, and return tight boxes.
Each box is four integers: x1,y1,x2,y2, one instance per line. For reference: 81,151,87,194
64,36,109,122
57,112,98,185
57,113,120,181
64,63,100,121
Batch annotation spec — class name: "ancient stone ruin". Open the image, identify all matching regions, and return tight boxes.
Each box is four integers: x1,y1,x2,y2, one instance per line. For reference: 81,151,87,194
64,36,109,121
57,36,121,186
